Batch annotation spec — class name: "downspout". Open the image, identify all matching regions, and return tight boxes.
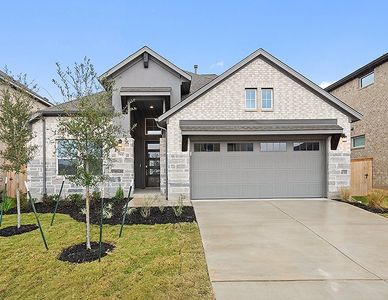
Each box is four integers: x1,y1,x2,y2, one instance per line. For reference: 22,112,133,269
42,116,47,197
155,120,168,199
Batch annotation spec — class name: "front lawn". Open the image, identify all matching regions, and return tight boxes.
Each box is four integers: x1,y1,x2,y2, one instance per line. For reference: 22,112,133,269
0,213,213,299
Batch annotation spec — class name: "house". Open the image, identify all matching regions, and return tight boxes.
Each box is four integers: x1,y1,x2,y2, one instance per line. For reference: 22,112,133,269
325,53,388,190
0,70,52,192
27,47,361,200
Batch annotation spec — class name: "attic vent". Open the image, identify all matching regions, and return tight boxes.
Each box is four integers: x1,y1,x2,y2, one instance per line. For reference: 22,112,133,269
143,53,149,68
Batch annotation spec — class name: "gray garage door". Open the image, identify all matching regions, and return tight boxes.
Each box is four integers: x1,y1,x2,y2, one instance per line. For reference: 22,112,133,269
191,140,326,199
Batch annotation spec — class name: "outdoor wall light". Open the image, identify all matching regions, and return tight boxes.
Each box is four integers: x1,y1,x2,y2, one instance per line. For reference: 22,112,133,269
117,139,123,147
341,133,347,143
149,105,154,109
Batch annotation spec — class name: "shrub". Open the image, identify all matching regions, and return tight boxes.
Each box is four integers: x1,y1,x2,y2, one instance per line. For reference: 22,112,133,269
102,203,113,219
368,189,388,209
126,207,137,216
66,193,84,207
140,195,154,218
339,187,351,201
1,197,13,212
115,186,124,203
92,191,101,201
172,194,185,217
20,194,30,210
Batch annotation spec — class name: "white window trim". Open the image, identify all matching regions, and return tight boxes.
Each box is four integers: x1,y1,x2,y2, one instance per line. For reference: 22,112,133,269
351,134,366,149
245,88,257,110
261,88,273,111
56,139,76,176
359,72,374,89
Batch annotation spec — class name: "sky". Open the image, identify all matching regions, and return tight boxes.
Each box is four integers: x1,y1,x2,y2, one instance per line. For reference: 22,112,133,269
1,0,387,103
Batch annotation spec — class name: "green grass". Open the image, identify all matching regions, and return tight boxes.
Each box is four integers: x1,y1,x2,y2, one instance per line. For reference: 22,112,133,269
0,213,213,299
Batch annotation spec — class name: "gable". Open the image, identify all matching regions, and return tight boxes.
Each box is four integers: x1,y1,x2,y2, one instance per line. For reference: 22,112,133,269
168,55,355,125
159,49,362,122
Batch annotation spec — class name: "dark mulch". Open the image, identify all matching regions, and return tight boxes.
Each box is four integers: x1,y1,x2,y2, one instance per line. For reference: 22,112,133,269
0,224,38,237
333,198,388,214
5,199,196,225
58,242,115,263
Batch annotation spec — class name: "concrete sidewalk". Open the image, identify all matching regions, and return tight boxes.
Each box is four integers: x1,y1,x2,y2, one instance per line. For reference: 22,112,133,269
193,199,388,299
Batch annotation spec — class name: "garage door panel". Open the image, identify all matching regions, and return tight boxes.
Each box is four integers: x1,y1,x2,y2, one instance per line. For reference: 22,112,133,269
191,140,326,199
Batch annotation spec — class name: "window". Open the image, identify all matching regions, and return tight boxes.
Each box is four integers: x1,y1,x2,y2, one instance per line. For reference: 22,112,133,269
194,143,220,152
261,88,273,110
360,72,374,88
245,89,257,109
293,142,320,151
56,140,103,175
57,140,77,175
227,143,253,152
260,142,287,152
145,118,162,135
352,135,365,148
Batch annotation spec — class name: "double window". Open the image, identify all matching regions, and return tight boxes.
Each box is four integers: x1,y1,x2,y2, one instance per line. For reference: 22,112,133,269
351,135,365,149
56,140,103,175
245,88,273,110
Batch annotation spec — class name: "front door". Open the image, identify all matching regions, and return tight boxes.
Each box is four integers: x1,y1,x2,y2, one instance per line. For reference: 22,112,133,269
145,141,160,187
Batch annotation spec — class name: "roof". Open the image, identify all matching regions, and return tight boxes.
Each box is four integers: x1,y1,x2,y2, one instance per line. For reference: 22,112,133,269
183,71,218,99
32,92,112,120
158,48,362,123
99,46,192,82
0,70,52,107
180,119,343,135
325,52,388,92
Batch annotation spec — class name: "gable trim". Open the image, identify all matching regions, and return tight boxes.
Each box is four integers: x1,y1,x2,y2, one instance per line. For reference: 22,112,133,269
158,49,362,123
99,46,192,82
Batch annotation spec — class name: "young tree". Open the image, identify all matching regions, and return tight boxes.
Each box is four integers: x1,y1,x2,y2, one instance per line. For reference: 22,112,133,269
53,57,122,249
0,83,37,228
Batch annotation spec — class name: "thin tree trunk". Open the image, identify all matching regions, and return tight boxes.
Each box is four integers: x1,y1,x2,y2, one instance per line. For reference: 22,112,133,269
16,173,21,228
85,161,91,250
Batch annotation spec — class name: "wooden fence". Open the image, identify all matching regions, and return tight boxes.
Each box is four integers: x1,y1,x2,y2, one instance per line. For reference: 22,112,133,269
351,157,373,196
6,170,27,198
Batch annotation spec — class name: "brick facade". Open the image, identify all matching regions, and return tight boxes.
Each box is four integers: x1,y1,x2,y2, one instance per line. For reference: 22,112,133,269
28,117,134,199
166,56,352,200
329,61,388,188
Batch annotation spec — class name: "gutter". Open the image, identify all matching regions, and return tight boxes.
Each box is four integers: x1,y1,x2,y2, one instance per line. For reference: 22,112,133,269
155,119,168,199
42,117,47,196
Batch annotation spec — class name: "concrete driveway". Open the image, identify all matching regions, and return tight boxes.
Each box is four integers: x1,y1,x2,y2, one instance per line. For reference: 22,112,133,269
193,199,388,300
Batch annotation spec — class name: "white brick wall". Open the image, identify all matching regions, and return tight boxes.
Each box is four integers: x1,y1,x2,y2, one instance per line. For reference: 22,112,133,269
27,117,134,199
167,56,351,200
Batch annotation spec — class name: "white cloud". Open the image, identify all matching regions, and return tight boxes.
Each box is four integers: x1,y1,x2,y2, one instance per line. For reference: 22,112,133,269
210,61,224,69
319,81,333,89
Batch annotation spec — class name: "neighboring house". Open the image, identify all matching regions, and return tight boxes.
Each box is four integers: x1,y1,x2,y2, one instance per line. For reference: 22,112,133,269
0,70,52,191
326,53,388,189
27,47,361,200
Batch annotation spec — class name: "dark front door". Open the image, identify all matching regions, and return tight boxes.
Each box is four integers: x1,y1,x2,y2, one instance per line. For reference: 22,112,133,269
145,141,160,187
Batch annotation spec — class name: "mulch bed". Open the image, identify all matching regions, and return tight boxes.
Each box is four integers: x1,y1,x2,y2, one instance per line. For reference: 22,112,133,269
5,199,196,225
58,242,115,263
333,198,388,214
0,224,38,237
